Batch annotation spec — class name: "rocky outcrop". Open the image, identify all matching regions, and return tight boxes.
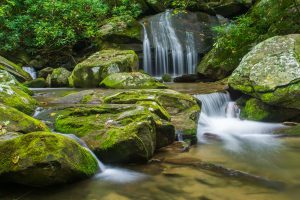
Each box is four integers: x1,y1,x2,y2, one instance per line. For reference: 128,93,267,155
0,83,37,115
38,67,54,79
54,104,175,163
47,67,71,87
99,72,167,89
0,55,32,82
237,97,300,122
198,0,300,80
0,132,99,187
0,104,49,133
229,34,300,110
69,49,139,88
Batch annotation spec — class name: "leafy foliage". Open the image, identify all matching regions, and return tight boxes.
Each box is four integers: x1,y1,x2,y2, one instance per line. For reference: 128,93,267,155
0,0,143,54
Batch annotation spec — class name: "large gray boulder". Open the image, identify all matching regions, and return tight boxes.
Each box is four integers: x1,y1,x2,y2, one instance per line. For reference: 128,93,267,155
229,34,300,110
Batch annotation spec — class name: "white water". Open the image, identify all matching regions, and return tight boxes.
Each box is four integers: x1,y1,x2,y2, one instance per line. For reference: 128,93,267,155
142,10,196,77
22,66,37,79
195,92,284,152
59,132,145,183
141,23,152,75
186,32,198,74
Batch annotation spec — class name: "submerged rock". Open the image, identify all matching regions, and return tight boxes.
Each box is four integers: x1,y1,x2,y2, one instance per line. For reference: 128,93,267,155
0,104,49,133
99,72,167,89
69,49,139,88
0,55,32,82
0,132,99,187
229,34,300,110
24,78,47,88
47,67,71,87
54,104,175,163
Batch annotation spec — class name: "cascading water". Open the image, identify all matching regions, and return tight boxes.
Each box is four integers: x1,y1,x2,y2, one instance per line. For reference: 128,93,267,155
186,32,198,74
141,23,152,75
142,10,195,77
195,92,284,152
22,66,37,79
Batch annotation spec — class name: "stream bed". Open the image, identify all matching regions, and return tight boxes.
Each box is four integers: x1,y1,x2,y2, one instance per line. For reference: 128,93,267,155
1,85,299,200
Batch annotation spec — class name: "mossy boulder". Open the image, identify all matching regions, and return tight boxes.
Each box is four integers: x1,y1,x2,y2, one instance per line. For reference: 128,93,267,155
0,104,49,134
103,89,201,142
0,69,32,94
229,34,300,110
38,67,54,79
0,132,99,187
100,72,167,89
275,125,300,136
24,78,47,88
198,0,300,80
47,67,71,87
237,97,300,122
0,55,32,82
69,50,139,88
0,84,37,115
52,89,201,143
98,16,142,43
54,104,175,163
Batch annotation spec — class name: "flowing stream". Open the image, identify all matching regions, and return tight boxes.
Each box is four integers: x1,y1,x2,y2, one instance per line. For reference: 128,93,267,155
22,66,37,79
2,88,300,200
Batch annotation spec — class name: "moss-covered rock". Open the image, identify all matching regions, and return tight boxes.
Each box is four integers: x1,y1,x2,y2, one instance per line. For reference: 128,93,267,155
0,84,37,115
97,16,142,43
100,72,167,89
229,34,300,110
0,132,99,187
69,50,139,88
47,67,71,87
0,104,49,134
275,125,300,136
38,67,54,79
0,55,32,82
0,69,32,94
237,97,300,122
24,78,47,88
54,104,174,163
198,0,300,80
103,89,201,142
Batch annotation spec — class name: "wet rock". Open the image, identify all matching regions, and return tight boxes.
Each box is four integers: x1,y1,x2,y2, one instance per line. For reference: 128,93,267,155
0,55,32,82
229,34,300,110
0,104,49,133
173,74,201,83
69,49,139,88
24,78,47,88
100,72,167,89
0,84,37,115
47,67,71,87
38,67,54,79
54,104,175,163
237,97,300,122
0,132,99,187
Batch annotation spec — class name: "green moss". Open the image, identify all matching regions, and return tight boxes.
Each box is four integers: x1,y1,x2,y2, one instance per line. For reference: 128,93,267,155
69,49,139,88
24,78,47,88
0,132,98,186
275,125,300,136
0,85,37,115
100,72,167,89
0,104,49,133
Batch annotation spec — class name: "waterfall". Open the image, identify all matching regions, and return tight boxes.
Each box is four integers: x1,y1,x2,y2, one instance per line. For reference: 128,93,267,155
142,10,188,77
195,92,284,152
186,32,198,74
22,66,37,79
141,23,152,75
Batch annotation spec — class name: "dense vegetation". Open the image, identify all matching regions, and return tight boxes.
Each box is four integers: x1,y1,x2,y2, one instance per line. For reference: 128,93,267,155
0,0,142,54
198,0,300,79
